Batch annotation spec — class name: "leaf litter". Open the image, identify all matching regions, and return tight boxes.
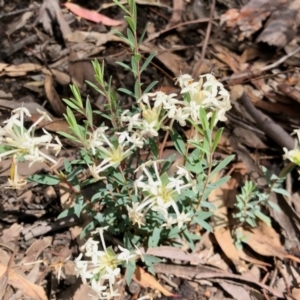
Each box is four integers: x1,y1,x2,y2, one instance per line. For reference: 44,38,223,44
1,0,300,299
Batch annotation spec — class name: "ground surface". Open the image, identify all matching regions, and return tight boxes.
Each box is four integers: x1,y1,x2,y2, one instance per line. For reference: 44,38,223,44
1,0,300,299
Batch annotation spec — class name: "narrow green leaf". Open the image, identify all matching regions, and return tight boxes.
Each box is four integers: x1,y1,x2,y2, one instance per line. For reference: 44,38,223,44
131,56,137,76
58,131,79,142
149,137,159,158
57,207,75,219
70,85,83,108
118,87,136,98
255,210,271,226
138,23,149,45
113,0,130,14
140,52,156,73
86,81,105,96
170,130,186,156
272,187,290,197
212,128,223,152
124,16,136,32
143,80,158,94
209,155,235,179
199,107,209,130
126,29,136,50
27,174,61,185
125,261,136,286
115,61,132,71
209,110,218,131
86,98,93,125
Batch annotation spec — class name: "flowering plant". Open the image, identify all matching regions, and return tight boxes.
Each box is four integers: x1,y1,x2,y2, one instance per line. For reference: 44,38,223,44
1,0,286,298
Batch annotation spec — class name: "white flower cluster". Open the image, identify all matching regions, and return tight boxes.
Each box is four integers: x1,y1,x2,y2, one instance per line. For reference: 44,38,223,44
86,73,231,182
75,227,138,299
128,160,195,229
283,128,300,166
0,107,62,189
120,73,231,137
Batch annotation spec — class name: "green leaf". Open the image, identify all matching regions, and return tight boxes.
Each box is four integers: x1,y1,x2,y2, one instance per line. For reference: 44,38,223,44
212,128,223,152
254,210,271,226
57,207,75,219
138,22,149,45
140,52,156,73
149,137,159,158
118,87,136,98
67,166,85,182
199,107,209,130
27,174,61,185
161,153,176,174
124,16,136,32
148,227,161,247
64,159,72,173
115,61,132,71
58,131,79,142
86,98,93,125
112,0,130,14
209,155,235,179
193,215,213,232
86,81,105,96
70,85,83,108
126,29,136,50
125,261,136,285
209,111,218,130
80,219,98,239
170,130,186,156
131,56,137,76
74,195,85,218
268,200,281,211
272,187,290,197
143,254,161,275
63,99,81,112
143,80,158,94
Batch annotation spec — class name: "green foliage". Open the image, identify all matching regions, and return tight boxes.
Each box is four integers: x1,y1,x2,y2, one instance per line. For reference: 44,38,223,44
11,0,293,296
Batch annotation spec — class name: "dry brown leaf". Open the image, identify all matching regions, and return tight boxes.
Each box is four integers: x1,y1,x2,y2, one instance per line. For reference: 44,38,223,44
241,222,285,258
292,288,300,298
133,266,176,297
44,74,66,117
36,0,71,40
40,119,72,135
0,263,47,300
219,281,252,300
5,63,42,73
42,68,70,85
0,63,8,72
212,44,242,73
6,11,34,36
0,99,54,117
214,228,248,273
21,237,52,273
140,42,189,75
1,224,23,244
66,30,117,46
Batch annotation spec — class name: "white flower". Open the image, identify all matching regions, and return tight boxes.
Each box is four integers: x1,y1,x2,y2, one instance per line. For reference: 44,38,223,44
176,212,191,229
129,132,144,148
117,246,136,263
283,147,300,165
0,107,62,166
127,202,145,228
140,120,158,137
173,107,189,126
175,74,193,89
121,110,141,131
176,166,193,181
100,266,120,284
